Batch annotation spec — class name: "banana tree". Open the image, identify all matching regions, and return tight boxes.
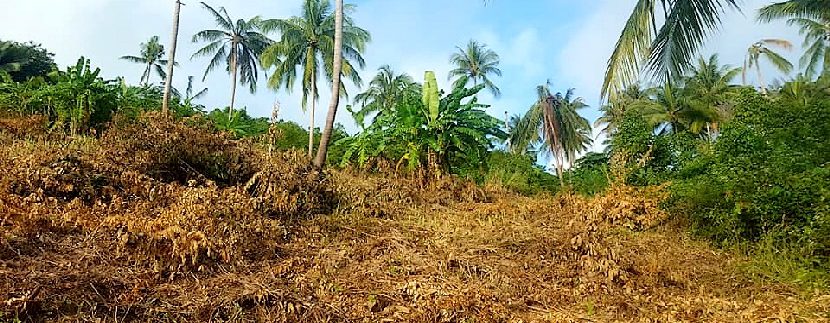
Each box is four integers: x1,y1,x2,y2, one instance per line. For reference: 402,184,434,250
338,71,505,178
48,57,117,135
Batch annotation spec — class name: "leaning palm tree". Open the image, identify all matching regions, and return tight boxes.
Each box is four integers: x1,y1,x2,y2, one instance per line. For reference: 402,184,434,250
120,36,171,85
743,39,794,93
314,0,347,168
192,2,271,117
602,0,740,100
351,65,419,127
259,0,370,157
511,83,591,184
449,40,502,98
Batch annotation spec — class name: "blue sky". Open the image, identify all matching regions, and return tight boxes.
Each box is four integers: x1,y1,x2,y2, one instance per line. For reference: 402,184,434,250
0,0,805,154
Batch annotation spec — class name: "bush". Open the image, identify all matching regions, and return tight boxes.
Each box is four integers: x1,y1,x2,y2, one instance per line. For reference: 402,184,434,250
483,151,558,195
671,91,830,267
566,152,611,196
609,112,701,186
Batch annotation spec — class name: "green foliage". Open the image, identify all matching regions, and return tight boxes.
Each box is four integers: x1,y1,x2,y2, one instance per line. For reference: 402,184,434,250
0,40,56,82
207,108,270,138
201,109,349,164
422,71,440,123
789,17,830,78
192,2,271,93
338,72,505,176
610,109,701,185
259,0,370,105
113,79,165,118
271,120,312,150
602,0,740,99
351,65,419,127
670,89,830,269
0,55,212,133
566,152,610,196
483,151,558,195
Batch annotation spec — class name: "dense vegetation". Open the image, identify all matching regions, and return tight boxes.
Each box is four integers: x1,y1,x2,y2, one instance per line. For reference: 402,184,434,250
1,0,829,321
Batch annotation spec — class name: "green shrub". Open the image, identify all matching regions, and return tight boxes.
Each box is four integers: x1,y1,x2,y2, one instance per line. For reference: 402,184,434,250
566,152,610,196
671,90,830,267
484,151,558,195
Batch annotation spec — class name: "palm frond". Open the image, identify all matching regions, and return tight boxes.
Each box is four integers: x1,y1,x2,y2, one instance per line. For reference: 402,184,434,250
758,0,830,22
647,0,740,84
601,0,658,100
761,48,795,73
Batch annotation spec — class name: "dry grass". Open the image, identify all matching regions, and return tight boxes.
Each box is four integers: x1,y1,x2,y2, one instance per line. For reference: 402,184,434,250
1,115,828,322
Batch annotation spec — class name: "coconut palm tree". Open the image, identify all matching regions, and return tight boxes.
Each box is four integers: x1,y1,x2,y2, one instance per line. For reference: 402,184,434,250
757,0,830,77
351,65,419,127
633,84,690,134
604,0,830,101
162,0,182,115
632,82,719,135
601,0,741,100
315,0,347,167
559,94,593,169
743,39,794,93
449,40,502,98
685,54,741,137
260,0,370,158
595,83,649,141
192,2,271,118
510,83,592,184
120,36,171,85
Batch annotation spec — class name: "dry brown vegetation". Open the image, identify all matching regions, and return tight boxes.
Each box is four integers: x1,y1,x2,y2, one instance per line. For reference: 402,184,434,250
1,114,828,322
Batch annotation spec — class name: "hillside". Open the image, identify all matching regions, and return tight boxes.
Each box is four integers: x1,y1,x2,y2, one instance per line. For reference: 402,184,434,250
1,115,827,322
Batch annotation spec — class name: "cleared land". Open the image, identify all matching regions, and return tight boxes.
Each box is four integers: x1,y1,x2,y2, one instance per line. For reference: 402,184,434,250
1,115,828,322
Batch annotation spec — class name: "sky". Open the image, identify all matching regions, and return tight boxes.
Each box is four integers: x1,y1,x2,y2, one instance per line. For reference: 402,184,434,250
0,0,806,154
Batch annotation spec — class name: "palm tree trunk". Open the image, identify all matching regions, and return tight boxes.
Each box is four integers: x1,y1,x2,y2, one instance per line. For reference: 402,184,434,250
162,0,181,115
312,0,344,168
229,47,238,121
555,150,564,186
544,106,565,186
308,71,316,158
756,62,767,94
143,64,151,85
